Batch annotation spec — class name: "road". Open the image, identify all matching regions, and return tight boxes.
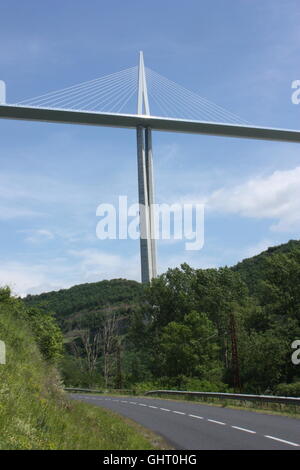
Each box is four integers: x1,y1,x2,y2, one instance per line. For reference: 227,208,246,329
70,394,300,450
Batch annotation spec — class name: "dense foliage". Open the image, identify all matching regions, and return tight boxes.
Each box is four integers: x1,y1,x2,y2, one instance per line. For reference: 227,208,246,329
25,279,143,322
24,241,300,395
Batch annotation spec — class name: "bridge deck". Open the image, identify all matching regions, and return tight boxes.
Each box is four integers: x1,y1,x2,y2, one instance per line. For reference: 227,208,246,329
1,104,300,143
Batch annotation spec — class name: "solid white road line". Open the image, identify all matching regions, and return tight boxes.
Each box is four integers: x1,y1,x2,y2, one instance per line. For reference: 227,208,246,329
264,435,299,447
231,426,256,434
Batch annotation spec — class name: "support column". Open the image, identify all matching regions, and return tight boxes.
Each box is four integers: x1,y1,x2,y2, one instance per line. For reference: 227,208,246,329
136,126,152,283
145,127,157,278
136,52,157,283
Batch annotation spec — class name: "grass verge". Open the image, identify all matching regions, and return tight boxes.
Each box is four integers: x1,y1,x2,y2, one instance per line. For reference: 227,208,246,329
0,292,166,450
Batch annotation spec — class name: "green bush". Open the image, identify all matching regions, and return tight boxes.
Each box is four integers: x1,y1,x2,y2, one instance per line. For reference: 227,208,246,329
275,382,300,397
180,377,231,393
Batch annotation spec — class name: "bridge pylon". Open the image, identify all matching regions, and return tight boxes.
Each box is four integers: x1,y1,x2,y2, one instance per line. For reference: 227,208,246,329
136,52,157,283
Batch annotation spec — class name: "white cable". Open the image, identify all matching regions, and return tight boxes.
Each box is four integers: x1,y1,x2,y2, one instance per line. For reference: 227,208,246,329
147,68,240,123
85,76,136,111
149,74,226,122
116,85,137,113
146,67,249,124
56,70,136,110
148,73,220,121
16,66,137,105
146,67,242,122
111,84,137,113
28,68,137,108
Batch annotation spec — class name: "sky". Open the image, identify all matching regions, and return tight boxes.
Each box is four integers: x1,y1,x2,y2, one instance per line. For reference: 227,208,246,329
1,0,300,296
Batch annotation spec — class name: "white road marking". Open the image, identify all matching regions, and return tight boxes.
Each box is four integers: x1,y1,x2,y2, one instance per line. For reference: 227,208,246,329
82,397,300,449
264,435,299,447
231,426,256,434
207,419,226,425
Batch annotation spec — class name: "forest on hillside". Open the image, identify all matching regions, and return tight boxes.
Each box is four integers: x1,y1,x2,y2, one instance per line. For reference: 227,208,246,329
24,240,300,396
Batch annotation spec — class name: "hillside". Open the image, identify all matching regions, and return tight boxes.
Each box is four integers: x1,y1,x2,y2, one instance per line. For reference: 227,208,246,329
22,240,300,394
0,287,160,450
233,239,300,295
24,240,300,319
24,278,144,327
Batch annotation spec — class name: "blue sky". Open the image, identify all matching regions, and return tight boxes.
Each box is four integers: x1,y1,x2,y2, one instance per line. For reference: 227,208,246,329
1,0,300,295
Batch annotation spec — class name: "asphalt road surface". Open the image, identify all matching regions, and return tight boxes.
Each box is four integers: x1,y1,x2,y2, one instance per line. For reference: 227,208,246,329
71,394,300,450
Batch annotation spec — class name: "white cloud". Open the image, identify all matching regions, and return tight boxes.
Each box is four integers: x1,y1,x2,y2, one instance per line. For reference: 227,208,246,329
69,249,139,282
20,229,55,243
0,261,67,298
206,166,300,232
0,206,43,220
238,238,279,261
0,248,140,297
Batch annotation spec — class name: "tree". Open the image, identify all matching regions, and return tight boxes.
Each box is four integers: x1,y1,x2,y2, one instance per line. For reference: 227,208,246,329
78,328,102,374
103,312,118,388
26,307,63,364
159,311,220,382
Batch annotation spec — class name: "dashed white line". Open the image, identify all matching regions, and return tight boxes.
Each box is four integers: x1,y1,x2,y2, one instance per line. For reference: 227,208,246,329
231,426,256,434
79,396,300,448
207,419,226,426
264,435,299,447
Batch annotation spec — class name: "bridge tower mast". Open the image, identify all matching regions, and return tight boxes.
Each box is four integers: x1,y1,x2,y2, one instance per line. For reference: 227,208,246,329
136,51,157,283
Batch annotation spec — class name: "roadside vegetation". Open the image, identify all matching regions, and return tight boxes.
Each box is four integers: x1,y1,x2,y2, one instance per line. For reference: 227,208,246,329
1,239,299,448
24,240,300,398
0,288,163,450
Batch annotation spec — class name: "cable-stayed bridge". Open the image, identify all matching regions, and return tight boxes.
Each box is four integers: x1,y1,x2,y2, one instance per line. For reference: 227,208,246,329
1,52,300,283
